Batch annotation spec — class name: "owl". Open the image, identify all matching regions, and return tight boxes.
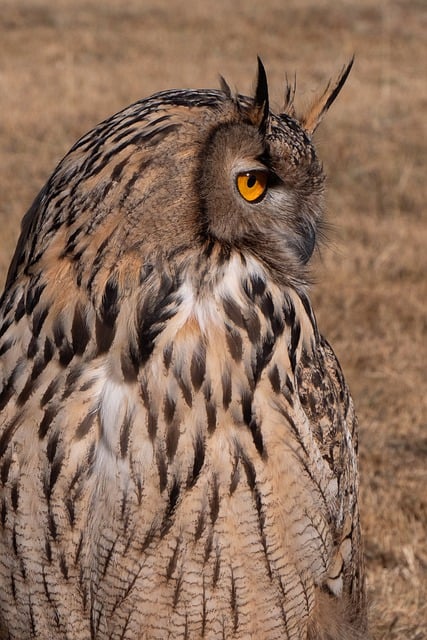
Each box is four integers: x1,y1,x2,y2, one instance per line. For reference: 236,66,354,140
0,59,367,639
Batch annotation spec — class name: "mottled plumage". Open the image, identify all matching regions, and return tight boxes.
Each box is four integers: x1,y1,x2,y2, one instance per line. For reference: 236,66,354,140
0,59,367,639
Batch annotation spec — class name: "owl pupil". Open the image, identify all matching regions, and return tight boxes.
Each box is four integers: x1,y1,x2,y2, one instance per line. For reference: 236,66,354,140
247,174,257,188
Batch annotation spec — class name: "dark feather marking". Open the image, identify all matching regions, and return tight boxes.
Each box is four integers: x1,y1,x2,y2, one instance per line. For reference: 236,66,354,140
166,421,180,461
25,282,45,315
289,320,301,372
65,497,75,527
45,537,52,563
177,375,193,408
188,432,205,488
245,309,261,344
225,323,243,362
139,521,158,553
194,508,206,541
212,544,220,587
0,317,13,339
229,456,240,495
101,536,118,578
28,594,36,635
32,306,49,338
120,412,132,458
250,418,265,457
156,448,168,493
86,237,111,293
244,273,266,299
252,484,272,579
52,317,65,347
75,412,96,440
40,379,60,407
163,342,173,369
279,405,309,457
48,512,57,540
95,314,116,354
241,390,253,426
59,339,74,367
230,568,239,632
39,406,56,439
161,478,180,536
1,456,11,485
206,399,217,434
0,376,15,412
209,474,220,525
59,552,69,580
14,294,25,322
285,374,294,395
11,482,19,511
147,409,158,441
253,333,275,383
31,350,51,382
166,537,181,580
11,525,18,555
204,531,213,565
10,572,16,602
201,577,207,636
259,291,274,319
62,364,85,399
283,294,296,326
1,498,6,528
0,337,13,356
43,451,63,502
223,297,245,330
110,157,128,181
71,304,90,355
222,369,232,409
0,414,21,458
46,431,59,463
100,278,119,328
268,364,281,393
26,335,38,359
121,348,139,382
241,451,256,491
16,375,35,406
44,336,54,363
190,342,206,391
173,571,184,609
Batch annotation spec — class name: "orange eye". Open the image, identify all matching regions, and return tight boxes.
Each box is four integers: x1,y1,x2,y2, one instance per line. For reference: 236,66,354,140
236,171,268,202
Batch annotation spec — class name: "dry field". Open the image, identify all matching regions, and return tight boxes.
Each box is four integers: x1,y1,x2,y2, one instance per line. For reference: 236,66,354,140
0,0,426,637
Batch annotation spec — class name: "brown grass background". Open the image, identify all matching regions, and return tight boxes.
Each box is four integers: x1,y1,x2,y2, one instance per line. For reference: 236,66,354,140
0,0,426,637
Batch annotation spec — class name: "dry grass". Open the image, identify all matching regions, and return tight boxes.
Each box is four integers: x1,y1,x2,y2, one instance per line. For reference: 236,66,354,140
0,1,426,637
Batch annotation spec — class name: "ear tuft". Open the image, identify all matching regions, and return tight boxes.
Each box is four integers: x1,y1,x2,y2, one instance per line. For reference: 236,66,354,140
248,57,270,133
283,73,297,117
219,75,232,98
300,56,354,135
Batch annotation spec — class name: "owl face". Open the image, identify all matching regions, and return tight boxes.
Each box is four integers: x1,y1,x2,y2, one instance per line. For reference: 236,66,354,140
5,60,352,301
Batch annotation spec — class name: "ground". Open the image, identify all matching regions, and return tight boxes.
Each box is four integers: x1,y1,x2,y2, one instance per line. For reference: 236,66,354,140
0,1,426,637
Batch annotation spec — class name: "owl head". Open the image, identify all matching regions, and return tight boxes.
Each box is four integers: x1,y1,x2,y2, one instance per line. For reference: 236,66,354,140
4,59,353,309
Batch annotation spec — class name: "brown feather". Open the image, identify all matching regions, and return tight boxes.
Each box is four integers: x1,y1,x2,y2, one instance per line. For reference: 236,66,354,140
300,56,354,134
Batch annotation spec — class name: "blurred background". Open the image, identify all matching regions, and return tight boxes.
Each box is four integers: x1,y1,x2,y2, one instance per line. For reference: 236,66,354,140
0,1,425,637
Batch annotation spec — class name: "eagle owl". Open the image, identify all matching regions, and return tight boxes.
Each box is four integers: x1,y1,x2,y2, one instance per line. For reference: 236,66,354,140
0,60,367,639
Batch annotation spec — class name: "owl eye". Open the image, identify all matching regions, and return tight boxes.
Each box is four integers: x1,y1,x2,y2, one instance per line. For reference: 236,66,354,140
236,170,268,203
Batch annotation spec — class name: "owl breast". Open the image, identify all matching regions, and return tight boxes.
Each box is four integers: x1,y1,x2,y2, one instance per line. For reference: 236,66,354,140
54,252,346,640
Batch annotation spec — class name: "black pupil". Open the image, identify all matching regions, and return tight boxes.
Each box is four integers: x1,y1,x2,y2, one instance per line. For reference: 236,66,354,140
246,174,257,188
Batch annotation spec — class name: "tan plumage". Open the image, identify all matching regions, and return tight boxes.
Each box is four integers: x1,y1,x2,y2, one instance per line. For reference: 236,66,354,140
0,59,367,639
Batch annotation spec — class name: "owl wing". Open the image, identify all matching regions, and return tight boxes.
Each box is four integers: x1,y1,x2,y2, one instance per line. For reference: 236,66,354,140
296,334,366,624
